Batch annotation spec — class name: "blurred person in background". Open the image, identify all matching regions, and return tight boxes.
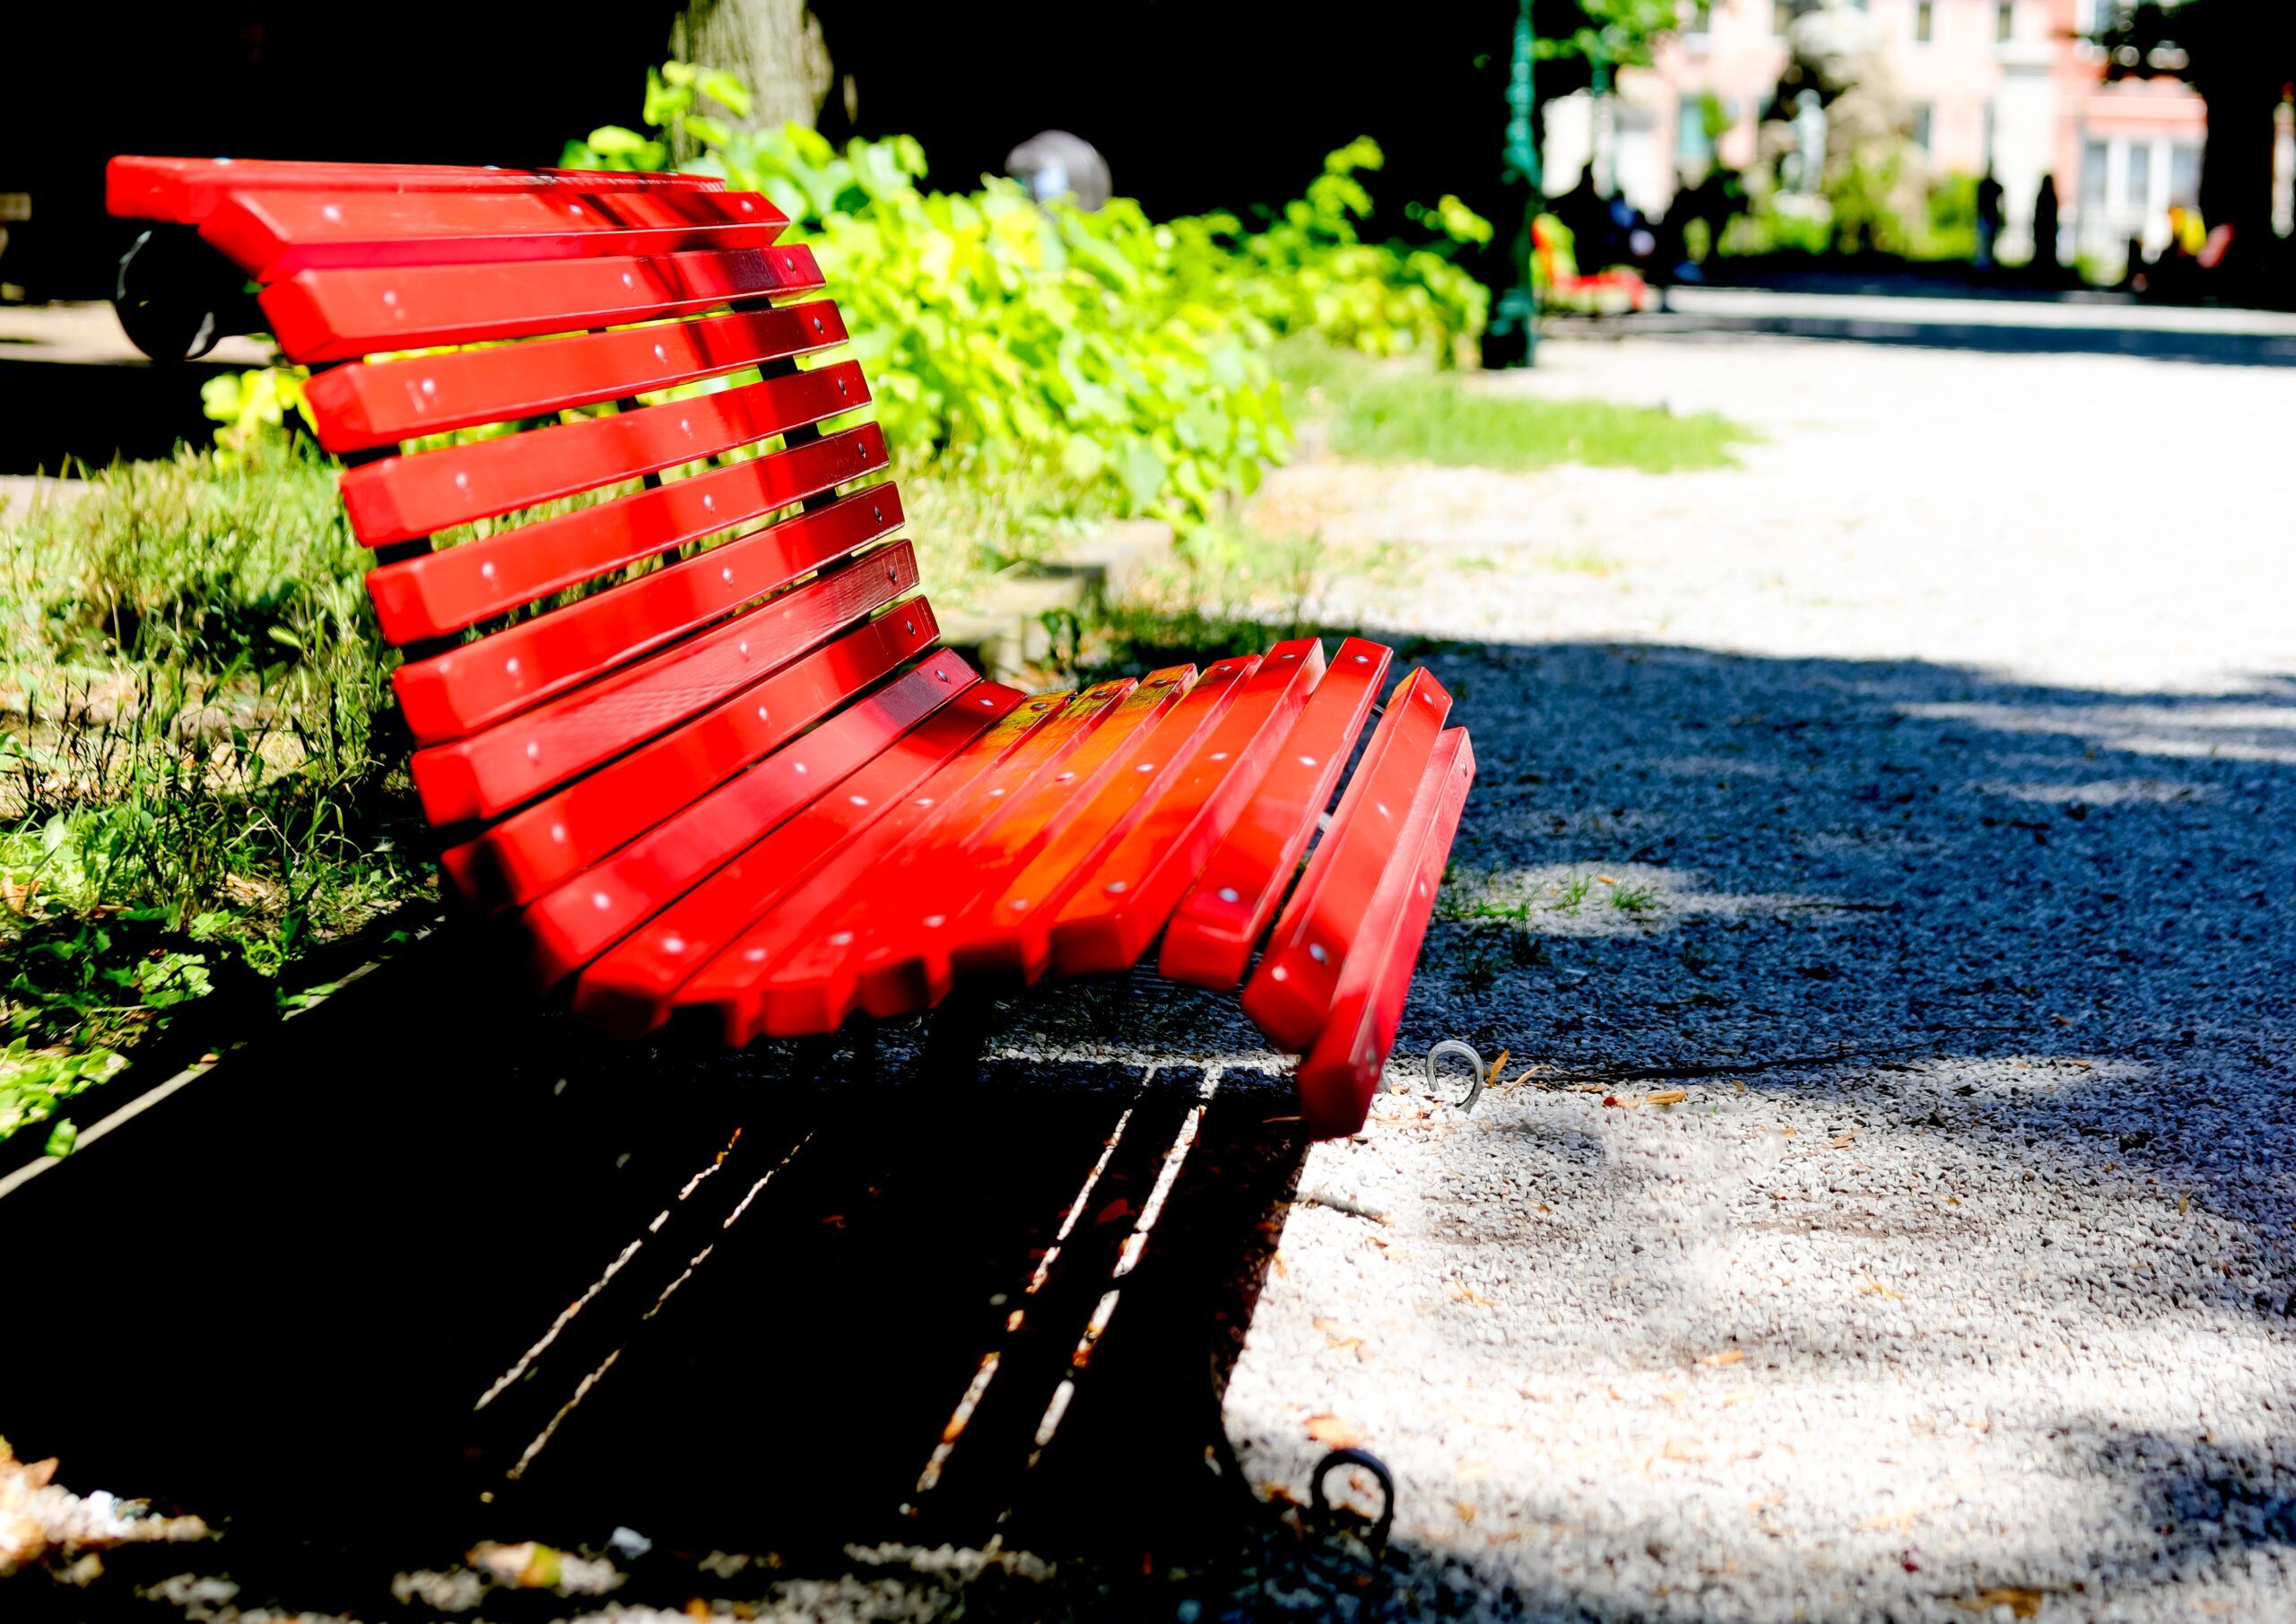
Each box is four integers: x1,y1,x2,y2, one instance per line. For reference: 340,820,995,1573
1975,167,2005,269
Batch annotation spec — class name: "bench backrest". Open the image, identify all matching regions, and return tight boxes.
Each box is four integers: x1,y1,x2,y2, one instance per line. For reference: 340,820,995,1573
109,155,978,925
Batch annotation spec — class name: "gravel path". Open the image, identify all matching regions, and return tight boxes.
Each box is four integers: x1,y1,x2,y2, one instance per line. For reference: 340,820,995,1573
1202,335,2296,1622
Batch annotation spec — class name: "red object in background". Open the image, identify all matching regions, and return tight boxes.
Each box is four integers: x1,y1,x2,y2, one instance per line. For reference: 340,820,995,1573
108,153,1474,1135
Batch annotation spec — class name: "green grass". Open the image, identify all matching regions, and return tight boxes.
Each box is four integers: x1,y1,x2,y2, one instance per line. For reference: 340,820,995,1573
0,439,430,1149
1276,342,1753,474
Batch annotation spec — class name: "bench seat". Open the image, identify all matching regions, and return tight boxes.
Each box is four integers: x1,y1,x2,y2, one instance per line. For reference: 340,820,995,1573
107,154,1474,1136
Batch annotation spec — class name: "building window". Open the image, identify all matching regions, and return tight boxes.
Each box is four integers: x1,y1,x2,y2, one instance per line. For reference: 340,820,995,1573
2081,137,2111,217
2127,141,2158,216
1686,1,1712,35
1996,2,2016,43
1911,104,1934,153
1915,0,1933,42
2169,143,2202,210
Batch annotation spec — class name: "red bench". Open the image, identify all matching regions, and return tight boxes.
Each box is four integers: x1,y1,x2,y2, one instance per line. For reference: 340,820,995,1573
107,154,1474,1137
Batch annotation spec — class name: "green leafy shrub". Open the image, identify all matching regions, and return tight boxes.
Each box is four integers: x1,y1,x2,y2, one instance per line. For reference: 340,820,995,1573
1921,172,1980,261
563,64,1489,521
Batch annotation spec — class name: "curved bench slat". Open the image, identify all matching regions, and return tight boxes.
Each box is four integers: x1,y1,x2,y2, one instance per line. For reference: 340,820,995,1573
301,302,848,453
1158,637,1392,991
439,614,949,912
1240,666,1453,1051
1048,636,1326,977
1295,728,1476,1137
519,652,974,987
107,155,724,225
364,424,889,643
341,360,869,546
669,692,1075,1045
262,245,826,361
569,680,1041,1038
411,544,922,826
203,187,788,279
393,483,903,746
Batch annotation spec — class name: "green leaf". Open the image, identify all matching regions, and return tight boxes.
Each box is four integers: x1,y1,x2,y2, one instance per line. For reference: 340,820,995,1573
586,125,651,157
697,68,753,117
1117,440,1167,510
680,114,733,149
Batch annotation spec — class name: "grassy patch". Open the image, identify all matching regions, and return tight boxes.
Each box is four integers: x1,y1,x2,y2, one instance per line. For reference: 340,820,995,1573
1062,521,1334,687
0,440,429,1148
1277,342,1752,474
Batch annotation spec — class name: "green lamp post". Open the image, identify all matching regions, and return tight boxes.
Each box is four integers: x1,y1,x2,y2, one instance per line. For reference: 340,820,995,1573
1488,0,1544,368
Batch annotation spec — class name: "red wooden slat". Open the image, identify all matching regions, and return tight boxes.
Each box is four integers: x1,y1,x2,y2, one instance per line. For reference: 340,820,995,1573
1239,667,1453,1052
261,245,826,362
300,301,848,453
518,655,968,987
840,668,1197,1020
670,693,1074,1046
107,157,723,226
439,618,953,912
1159,638,1393,991
201,187,788,279
743,678,1142,1035
340,360,868,545
952,656,1261,983
1046,638,1326,977
1293,729,1476,1137
364,423,888,643
569,682,1035,1038
412,542,919,826
394,483,902,746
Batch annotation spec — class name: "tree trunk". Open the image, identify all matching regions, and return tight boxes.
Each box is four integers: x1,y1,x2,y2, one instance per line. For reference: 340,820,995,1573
669,0,832,152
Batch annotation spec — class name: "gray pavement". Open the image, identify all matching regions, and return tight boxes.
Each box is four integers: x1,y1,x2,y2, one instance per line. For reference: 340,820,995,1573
1179,333,2296,1622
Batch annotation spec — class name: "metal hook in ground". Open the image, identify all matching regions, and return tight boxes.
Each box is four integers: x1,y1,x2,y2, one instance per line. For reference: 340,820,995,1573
1309,1446,1396,1562
1424,1039,1485,1114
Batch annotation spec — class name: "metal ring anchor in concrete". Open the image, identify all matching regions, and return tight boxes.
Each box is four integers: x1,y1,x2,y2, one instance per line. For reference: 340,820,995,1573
1424,1038,1486,1114
1309,1446,1396,1562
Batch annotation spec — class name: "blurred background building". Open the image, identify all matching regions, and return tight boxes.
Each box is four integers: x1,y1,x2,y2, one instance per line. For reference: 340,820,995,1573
1544,0,2228,265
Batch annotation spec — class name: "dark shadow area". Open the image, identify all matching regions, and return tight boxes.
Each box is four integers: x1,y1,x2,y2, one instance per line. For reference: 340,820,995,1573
0,357,239,475
7,931,1514,1615
2,628,2291,1620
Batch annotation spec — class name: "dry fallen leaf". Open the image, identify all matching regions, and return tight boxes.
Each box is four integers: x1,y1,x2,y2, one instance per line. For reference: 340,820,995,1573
1448,1281,1498,1307
1698,1349,1745,1368
1955,1587,2046,1619
471,1541,562,1590
1660,1437,1708,1463
1305,1413,1363,1449
1857,1507,1923,1533
1857,1277,1906,1301
1648,1089,1688,1107
1452,1499,1478,1524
